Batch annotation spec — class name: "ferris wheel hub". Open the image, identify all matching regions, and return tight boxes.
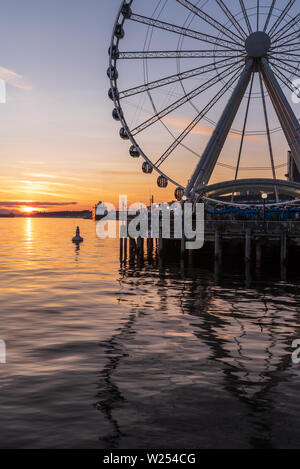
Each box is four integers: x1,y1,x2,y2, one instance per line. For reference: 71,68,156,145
245,31,271,58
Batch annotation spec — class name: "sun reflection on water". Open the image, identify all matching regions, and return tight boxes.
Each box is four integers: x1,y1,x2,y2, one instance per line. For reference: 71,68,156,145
25,217,32,244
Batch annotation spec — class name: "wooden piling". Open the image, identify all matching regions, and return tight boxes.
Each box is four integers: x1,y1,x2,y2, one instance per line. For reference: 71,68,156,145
137,236,144,258
181,217,185,257
281,231,287,265
281,263,287,282
147,238,153,258
124,237,128,260
129,238,136,259
214,259,220,283
119,237,123,261
245,229,252,264
181,236,186,258
188,248,193,265
245,262,252,288
159,217,163,255
215,231,222,263
256,242,262,269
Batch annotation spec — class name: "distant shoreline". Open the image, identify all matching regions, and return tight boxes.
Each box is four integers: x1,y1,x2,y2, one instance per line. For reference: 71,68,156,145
0,210,93,219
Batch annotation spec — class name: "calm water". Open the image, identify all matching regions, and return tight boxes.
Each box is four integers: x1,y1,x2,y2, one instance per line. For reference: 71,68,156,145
0,218,300,449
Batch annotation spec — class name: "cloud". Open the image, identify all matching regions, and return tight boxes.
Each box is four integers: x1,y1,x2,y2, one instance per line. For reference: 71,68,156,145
21,180,72,187
100,170,140,176
0,201,77,208
25,173,82,181
0,66,32,90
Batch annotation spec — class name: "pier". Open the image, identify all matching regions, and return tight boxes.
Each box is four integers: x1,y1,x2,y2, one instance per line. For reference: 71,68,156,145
119,220,300,271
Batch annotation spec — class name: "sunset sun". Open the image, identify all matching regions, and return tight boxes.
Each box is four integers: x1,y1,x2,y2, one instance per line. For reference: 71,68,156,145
22,206,37,214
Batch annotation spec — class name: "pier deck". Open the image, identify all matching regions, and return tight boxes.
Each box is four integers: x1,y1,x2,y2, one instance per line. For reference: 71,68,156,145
119,220,300,270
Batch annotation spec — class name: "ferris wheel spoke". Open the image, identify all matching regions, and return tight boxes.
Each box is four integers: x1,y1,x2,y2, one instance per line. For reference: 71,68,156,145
258,73,279,201
128,13,241,51
131,62,243,136
271,43,300,53
273,56,300,64
269,50,300,58
270,57,300,75
264,0,276,32
234,74,254,182
271,13,300,43
271,61,300,87
270,63,300,99
119,58,239,99
273,34,300,49
272,39,300,50
257,0,260,31
272,29,300,47
154,68,242,168
239,0,252,34
118,50,244,60
215,0,247,39
175,0,243,46
268,0,296,37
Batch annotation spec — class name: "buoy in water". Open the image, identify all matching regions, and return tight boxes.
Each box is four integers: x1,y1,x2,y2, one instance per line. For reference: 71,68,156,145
72,226,84,243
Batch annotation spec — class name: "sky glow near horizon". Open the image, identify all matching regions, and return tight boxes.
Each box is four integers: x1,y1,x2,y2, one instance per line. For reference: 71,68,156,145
0,0,298,213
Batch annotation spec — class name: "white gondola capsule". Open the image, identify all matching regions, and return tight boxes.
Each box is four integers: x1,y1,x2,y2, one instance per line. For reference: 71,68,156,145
157,176,168,188
115,24,125,39
122,4,132,19
142,162,153,174
120,127,129,140
129,145,140,158
108,87,119,101
107,66,118,80
175,187,185,201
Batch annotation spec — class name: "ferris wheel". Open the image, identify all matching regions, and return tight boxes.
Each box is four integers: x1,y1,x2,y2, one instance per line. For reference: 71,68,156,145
108,0,300,206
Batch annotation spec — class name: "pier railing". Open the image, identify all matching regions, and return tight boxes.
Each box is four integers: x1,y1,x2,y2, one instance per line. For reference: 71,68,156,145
204,220,300,234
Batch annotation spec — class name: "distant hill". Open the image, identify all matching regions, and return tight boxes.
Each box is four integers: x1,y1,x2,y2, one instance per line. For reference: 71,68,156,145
0,212,15,218
31,210,92,219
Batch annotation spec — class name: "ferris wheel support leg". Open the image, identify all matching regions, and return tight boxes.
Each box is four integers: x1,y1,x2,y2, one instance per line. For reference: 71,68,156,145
261,58,300,174
183,59,254,200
